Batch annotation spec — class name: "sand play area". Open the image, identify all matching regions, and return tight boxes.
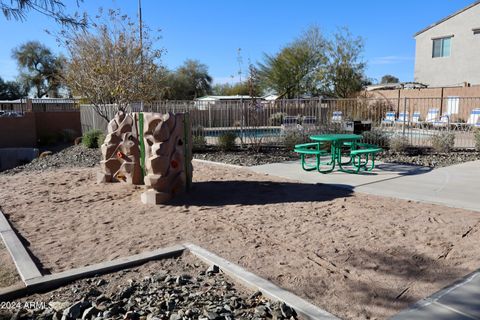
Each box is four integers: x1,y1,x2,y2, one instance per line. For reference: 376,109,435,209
1,161,479,319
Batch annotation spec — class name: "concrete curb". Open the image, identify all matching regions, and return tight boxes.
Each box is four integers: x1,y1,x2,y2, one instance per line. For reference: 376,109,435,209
185,243,339,320
24,245,185,289
0,245,185,301
192,158,245,169
390,269,480,319
0,210,42,282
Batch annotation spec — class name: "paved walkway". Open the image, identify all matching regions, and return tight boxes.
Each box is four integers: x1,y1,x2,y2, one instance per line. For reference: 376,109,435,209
250,160,480,212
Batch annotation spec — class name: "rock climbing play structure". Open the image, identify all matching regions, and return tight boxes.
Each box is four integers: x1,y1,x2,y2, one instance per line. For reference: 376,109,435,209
98,111,193,204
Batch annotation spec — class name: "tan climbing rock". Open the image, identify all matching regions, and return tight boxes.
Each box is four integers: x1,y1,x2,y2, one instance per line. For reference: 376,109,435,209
98,110,193,204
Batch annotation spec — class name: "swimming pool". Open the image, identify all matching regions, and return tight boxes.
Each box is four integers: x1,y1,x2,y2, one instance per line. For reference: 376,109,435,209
204,127,281,138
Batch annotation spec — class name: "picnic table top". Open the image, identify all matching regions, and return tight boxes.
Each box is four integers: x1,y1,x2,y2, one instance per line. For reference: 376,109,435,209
309,134,363,142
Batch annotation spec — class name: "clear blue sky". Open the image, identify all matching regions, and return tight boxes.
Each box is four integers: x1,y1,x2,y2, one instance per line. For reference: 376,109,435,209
0,0,475,84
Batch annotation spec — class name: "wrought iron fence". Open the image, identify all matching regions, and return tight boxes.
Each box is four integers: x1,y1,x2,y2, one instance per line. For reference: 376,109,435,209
0,98,79,117
80,97,480,149
0,99,28,117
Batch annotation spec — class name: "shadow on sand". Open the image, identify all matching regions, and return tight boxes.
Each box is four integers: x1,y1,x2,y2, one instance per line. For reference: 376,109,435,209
343,247,471,318
171,180,354,206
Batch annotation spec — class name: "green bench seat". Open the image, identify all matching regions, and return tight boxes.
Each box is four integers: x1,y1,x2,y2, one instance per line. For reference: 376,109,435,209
294,142,329,171
350,147,383,156
339,145,383,173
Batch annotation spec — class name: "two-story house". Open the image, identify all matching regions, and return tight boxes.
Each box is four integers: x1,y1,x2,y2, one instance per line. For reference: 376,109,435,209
414,1,480,87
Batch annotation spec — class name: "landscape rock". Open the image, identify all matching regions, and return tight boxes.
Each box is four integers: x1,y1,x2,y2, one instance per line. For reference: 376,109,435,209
206,264,220,274
194,147,480,168
2,144,100,175
62,301,90,320
48,301,71,313
2,257,299,320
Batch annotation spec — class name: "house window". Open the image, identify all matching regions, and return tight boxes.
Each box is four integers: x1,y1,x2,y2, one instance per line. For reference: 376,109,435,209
447,96,459,115
432,37,451,57
474,28,480,35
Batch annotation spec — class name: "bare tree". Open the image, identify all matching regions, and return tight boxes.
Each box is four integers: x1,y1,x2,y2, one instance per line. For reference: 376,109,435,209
246,64,265,151
1,0,87,28
60,9,164,121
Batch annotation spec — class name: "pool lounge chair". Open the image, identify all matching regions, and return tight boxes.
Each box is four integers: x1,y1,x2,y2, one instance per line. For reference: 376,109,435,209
395,112,409,126
432,113,450,129
411,111,422,127
467,108,480,130
381,111,396,126
331,111,343,123
281,116,299,132
300,116,317,132
425,109,440,126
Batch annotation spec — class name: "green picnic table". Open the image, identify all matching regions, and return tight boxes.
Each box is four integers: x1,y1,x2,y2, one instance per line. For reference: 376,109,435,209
294,133,383,174
309,134,362,173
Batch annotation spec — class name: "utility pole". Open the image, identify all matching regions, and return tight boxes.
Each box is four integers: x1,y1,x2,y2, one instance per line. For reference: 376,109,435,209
139,0,143,62
138,0,144,112
237,48,243,83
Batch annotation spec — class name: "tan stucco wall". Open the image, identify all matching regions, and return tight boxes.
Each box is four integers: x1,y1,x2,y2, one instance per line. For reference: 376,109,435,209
414,4,480,86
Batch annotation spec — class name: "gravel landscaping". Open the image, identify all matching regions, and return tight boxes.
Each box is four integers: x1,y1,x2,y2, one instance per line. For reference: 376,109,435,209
0,254,298,320
1,144,478,175
378,149,480,168
194,147,480,168
1,144,100,175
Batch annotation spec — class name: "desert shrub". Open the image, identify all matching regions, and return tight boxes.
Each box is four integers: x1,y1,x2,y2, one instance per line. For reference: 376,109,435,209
191,125,204,136
474,128,480,152
431,132,455,153
218,132,237,151
389,134,409,153
283,131,307,150
190,125,206,151
268,112,287,126
82,130,104,148
192,135,207,151
362,129,389,147
98,132,106,146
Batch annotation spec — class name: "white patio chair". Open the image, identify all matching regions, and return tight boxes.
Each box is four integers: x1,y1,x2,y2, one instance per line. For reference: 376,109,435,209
331,111,343,123
467,108,480,129
425,109,440,125
381,111,396,126
411,111,422,127
395,112,409,125
432,113,450,129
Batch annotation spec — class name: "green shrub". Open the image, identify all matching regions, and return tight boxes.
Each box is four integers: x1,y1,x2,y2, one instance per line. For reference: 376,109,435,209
474,128,480,152
192,135,207,151
431,132,455,153
283,131,307,151
268,112,287,126
218,132,237,151
389,134,409,153
82,130,104,148
362,129,389,147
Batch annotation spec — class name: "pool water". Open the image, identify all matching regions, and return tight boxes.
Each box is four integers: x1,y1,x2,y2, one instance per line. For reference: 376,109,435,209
205,128,281,138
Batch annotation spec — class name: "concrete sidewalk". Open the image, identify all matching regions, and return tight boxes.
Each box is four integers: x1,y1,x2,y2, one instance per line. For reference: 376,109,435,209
250,160,480,212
